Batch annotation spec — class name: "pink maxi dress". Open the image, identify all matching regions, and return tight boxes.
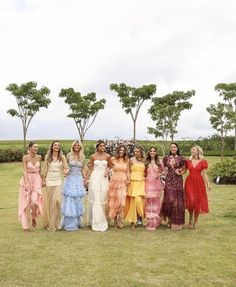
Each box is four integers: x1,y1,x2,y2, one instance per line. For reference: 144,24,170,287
145,162,164,230
18,161,43,229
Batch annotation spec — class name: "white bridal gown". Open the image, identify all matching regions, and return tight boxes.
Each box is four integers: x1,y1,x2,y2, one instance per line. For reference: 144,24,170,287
88,160,108,232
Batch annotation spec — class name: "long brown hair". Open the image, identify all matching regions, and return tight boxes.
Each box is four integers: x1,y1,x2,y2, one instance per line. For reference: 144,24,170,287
46,140,63,163
96,140,105,151
114,145,128,162
145,146,160,167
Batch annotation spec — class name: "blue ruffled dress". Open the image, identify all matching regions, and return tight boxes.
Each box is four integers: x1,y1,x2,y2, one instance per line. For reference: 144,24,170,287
62,159,86,231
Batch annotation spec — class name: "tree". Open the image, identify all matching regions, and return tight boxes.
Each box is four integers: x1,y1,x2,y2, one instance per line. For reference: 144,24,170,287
6,81,51,149
206,102,233,162
59,88,106,142
215,83,236,150
148,90,195,154
110,83,156,140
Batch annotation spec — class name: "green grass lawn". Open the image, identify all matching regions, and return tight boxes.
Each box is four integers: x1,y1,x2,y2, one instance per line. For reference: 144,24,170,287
0,158,235,287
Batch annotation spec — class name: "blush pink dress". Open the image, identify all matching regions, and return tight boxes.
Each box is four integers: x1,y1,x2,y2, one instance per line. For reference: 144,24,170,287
108,159,129,227
145,162,164,230
18,161,43,230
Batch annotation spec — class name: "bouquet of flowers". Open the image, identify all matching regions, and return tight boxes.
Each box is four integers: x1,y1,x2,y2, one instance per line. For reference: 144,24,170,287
104,138,137,158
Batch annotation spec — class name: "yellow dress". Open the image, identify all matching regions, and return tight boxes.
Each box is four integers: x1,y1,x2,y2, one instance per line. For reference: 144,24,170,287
125,162,145,223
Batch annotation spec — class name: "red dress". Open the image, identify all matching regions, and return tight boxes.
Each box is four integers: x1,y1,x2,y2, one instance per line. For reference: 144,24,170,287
185,160,209,213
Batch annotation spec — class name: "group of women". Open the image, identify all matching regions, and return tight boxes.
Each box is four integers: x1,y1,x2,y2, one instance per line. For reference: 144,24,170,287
18,140,210,232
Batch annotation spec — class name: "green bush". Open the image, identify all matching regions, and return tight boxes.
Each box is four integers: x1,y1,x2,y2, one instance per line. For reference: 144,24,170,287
0,148,24,162
0,142,97,162
37,146,48,160
209,158,236,184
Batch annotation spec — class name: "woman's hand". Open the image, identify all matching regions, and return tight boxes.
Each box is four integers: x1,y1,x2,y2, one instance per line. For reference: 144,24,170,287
25,183,30,191
42,177,46,187
83,177,89,187
63,168,69,176
207,182,211,191
175,168,182,175
104,167,109,177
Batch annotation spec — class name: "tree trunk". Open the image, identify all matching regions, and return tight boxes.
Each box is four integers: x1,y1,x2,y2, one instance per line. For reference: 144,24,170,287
133,119,136,141
234,125,236,151
221,132,224,163
234,103,236,150
23,126,27,152
162,132,165,156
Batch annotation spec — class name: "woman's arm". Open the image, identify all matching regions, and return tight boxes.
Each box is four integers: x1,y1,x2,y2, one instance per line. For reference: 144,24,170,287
41,155,48,186
177,164,187,175
126,159,131,183
105,154,112,177
22,155,30,190
201,168,211,191
175,157,187,176
107,154,112,169
87,155,94,178
62,155,69,176
82,159,88,186
38,155,42,178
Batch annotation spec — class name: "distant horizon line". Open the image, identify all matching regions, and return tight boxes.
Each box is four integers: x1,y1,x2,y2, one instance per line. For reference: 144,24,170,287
0,136,221,142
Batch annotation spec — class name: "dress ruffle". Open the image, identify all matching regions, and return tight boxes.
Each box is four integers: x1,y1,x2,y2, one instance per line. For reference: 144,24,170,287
61,159,86,231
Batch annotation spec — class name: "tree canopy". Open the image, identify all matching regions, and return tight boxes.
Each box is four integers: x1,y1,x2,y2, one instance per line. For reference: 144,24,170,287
6,81,51,149
110,83,156,140
148,90,195,147
59,88,106,142
207,102,233,161
215,82,236,150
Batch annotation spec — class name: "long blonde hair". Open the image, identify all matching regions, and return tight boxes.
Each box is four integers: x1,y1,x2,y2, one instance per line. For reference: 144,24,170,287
190,145,204,160
69,140,85,162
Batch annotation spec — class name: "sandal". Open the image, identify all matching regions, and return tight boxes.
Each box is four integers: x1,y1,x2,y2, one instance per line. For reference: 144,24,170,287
167,220,171,228
188,222,194,229
32,219,36,227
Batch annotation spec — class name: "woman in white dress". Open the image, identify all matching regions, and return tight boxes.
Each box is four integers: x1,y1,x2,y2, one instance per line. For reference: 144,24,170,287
88,140,112,232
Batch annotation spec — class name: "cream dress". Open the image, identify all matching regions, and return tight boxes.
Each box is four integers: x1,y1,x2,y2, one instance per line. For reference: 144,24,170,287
43,158,64,231
88,160,109,232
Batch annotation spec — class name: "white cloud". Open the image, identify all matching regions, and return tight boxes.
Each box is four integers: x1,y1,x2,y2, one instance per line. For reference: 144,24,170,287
0,0,235,141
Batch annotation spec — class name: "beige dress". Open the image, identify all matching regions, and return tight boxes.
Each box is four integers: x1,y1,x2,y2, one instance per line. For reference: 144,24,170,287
43,157,64,231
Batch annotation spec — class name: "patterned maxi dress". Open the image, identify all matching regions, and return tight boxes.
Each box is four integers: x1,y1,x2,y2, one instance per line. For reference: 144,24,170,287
161,156,186,230
108,159,129,227
61,158,86,231
145,162,164,230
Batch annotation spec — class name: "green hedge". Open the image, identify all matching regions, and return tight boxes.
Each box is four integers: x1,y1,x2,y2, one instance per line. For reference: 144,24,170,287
209,158,236,184
0,143,235,162
0,144,97,163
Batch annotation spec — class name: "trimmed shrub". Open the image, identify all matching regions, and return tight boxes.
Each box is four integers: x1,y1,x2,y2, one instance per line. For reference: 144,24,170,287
0,148,24,162
209,158,236,184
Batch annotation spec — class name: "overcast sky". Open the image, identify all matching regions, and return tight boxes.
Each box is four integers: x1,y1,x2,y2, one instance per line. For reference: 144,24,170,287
0,0,235,141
